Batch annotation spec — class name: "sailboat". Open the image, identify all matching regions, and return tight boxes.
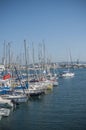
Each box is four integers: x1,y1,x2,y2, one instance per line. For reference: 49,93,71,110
1,66,29,104
61,69,74,78
61,50,75,78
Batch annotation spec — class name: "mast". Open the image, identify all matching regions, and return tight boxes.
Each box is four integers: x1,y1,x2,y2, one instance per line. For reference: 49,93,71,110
8,42,11,68
24,40,28,88
32,42,35,67
5,44,7,67
2,41,6,66
38,43,42,78
32,42,36,77
42,40,46,76
69,49,73,68
43,40,45,70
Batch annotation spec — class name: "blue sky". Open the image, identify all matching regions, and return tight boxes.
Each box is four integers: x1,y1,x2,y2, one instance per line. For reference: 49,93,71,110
0,0,86,63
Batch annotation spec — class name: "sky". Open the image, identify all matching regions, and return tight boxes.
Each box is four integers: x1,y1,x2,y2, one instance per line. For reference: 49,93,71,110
0,0,86,63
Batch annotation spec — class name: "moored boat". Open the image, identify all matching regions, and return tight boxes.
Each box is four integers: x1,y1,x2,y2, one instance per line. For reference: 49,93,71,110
0,97,13,108
1,93,28,103
0,108,11,117
61,71,75,78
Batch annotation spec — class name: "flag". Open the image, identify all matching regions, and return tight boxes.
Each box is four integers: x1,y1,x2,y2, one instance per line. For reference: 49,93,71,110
3,73,11,80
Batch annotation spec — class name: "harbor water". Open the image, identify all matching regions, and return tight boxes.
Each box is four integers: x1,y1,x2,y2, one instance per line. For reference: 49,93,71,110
0,68,86,130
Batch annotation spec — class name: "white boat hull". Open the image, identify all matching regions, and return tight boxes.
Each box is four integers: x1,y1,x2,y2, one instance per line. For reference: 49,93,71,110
62,72,75,77
0,108,10,117
1,94,28,103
